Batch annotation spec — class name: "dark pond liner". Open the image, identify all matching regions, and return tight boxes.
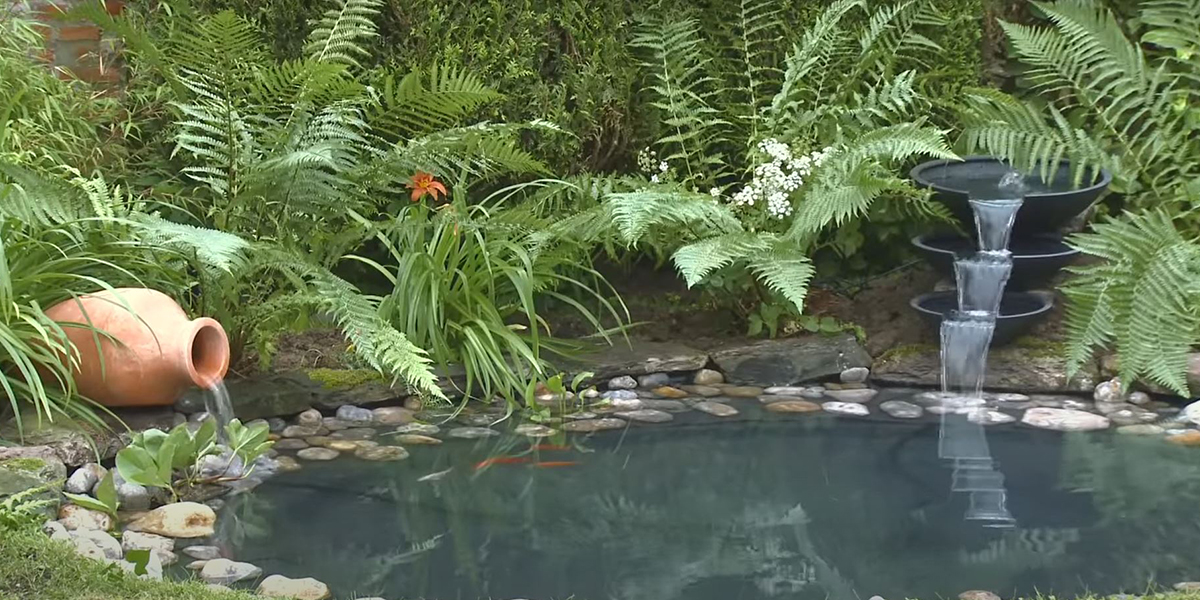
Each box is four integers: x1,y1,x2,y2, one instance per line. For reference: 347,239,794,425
910,156,1111,235
909,290,1055,346
911,234,1080,290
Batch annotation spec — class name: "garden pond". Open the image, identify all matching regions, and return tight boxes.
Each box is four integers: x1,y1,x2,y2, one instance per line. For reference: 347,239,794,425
208,388,1200,600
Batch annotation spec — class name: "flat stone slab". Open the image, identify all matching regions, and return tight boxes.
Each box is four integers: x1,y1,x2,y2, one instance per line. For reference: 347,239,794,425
614,409,674,423
711,334,871,387
563,418,627,433
765,400,822,414
872,345,1099,393
823,402,869,417
1021,408,1110,431
572,341,709,381
693,402,738,417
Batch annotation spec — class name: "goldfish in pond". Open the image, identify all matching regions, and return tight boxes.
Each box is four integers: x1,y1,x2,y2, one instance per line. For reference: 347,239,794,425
474,456,530,470
533,461,580,468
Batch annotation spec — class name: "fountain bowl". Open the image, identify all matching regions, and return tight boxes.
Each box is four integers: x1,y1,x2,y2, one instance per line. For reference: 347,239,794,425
909,156,1110,234
912,234,1080,290
909,291,1055,346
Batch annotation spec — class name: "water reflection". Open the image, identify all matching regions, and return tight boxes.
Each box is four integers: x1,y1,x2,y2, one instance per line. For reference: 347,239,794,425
220,397,1200,600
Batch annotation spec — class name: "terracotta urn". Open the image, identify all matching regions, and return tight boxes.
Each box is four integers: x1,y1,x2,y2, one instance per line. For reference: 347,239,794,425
44,288,230,407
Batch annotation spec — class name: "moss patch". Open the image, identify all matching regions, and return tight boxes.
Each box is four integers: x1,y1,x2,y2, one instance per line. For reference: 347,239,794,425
876,343,938,363
0,525,259,600
305,368,383,390
1009,336,1069,360
0,458,47,474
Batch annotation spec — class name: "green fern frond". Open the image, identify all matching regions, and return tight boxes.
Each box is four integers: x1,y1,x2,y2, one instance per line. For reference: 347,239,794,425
673,233,771,286
768,0,863,126
304,0,382,69
747,241,815,313
132,214,249,274
369,66,504,139
1141,0,1200,69
381,122,554,182
605,189,741,244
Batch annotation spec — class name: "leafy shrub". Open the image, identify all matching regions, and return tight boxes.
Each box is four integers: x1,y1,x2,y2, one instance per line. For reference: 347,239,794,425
958,0,1200,392
115,419,272,499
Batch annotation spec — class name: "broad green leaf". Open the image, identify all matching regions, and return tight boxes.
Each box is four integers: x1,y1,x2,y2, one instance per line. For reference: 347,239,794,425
116,446,171,489
166,424,196,470
63,493,114,518
125,549,151,575
94,471,118,513
570,371,593,392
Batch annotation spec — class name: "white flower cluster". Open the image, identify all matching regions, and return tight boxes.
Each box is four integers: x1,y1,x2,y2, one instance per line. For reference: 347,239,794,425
730,139,834,220
637,147,673,184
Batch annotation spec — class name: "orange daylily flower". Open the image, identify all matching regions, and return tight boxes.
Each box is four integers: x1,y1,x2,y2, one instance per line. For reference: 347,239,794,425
407,172,447,202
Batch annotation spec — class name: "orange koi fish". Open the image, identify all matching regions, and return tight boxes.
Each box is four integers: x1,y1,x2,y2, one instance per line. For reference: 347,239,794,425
533,461,580,468
474,456,530,470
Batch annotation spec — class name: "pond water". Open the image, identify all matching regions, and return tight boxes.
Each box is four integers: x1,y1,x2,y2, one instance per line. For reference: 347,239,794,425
216,390,1200,600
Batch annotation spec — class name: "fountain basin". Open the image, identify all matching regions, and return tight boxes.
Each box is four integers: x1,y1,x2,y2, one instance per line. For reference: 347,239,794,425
909,156,1110,234
912,234,1080,290
910,291,1055,346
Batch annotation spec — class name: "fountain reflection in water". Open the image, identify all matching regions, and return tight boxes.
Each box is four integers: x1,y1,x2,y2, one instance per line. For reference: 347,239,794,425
937,172,1025,528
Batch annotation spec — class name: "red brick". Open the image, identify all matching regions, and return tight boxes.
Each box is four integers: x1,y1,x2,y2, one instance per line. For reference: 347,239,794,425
58,25,101,41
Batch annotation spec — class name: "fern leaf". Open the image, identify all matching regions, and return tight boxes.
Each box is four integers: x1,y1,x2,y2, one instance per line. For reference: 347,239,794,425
304,0,382,69
747,241,815,313
672,233,771,287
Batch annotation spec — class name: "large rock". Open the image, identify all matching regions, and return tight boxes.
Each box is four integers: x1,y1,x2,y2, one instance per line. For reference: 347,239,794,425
572,341,709,381
58,504,112,531
0,419,122,466
65,463,105,494
0,455,66,516
121,531,178,566
257,575,332,600
873,344,1098,393
126,502,216,538
223,371,406,421
1021,408,1110,432
70,529,123,561
710,334,871,387
199,558,262,585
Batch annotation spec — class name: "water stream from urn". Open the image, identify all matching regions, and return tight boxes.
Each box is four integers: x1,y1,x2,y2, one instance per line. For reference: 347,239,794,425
937,170,1025,527
205,380,235,444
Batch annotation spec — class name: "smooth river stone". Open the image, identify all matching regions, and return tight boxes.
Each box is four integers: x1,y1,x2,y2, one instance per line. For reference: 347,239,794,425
1108,407,1159,426
967,408,1016,425
372,406,415,425
323,440,360,452
330,427,377,441
693,369,724,385
394,423,440,436
274,438,309,451
514,424,558,438
321,417,354,431
640,399,689,412
763,387,807,396
823,388,878,403
394,434,443,445
765,400,822,414
879,400,923,419
615,409,674,423
652,386,689,399
296,447,339,461
1116,424,1165,436
840,367,870,383
601,389,638,401
723,386,764,398
563,418,627,433
448,427,500,439
637,373,671,388
681,385,722,397
606,398,644,411
282,425,323,439
355,446,409,461
275,456,301,471
199,559,262,585
608,375,637,389
822,402,869,417
693,401,738,417
1021,408,1110,432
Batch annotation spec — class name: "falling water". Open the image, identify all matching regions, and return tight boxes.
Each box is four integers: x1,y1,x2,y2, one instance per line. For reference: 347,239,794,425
205,380,235,444
935,168,1026,528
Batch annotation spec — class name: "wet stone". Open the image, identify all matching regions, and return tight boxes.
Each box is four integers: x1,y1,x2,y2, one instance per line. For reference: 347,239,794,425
65,463,105,494
563,418,627,433
266,418,286,433
601,390,638,401
330,428,377,441
296,409,323,427
823,402,869,417
282,425,323,439
693,401,738,417
183,546,222,560
840,367,870,383
564,411,598,421
394,423,440,436
607,397,644,411
1093,378,1123,403
274,439,309,451
321,418,354,431
608,375,637,389
912,391,956,405
372,407,414,425
763,387,808,396
355,446,409,461
335,404,375,424
968,409,1016,426
1096,401,1136,415
395,434,442,445
199,559,262,585
615,409,674,423
275,456,301,472
765,400,822,414
827,382,867,390
638,373,671,388
1108,407,1159,426
824,388,878,403
758,394,806,404
1021,408,1110,432
693,369,724,385
296,448,339,461
724,386,764,398
652,386,689,399
681,385,722,397
1116,424,1165,435
879,400,923,419
324,440,360,452
457,413,500,427
514,424,558,438
305,436,334,447
640,399,689,412
448,427,500,439
1128,391,1151,405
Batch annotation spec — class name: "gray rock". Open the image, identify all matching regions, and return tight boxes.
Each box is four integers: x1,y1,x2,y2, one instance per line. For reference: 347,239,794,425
880,400,923,419
296,447,340,461
372,406,414,425
615,409,674,423
1095,401,1135,415
183,545,223,560
637,373,671,388
562,418,627,433
694,401,738,417
110,471,152,512
457,413,501,427
967,409,1016,425
65,463,105,494
355,445,409,461
723,386,764,398
1093,378,1123,403
296,409,323,427
71,529,123,561
840,367,870,383
57,504,112,531
514,424,558,437
874,345,1098,394
823,402,869,417
565,411,598,420
1127,391,1151,405
579,341,709,381
394,423,440,436
681,385,722,397
121,531,177,565
1108,407,1159,426
1021,408,1110,431
758,394,806,404
256,574,332,600
448,427,500,439
640,399,689,412
197,452,246,480
199,558,262,585
763,386,808,396
274,438,309,451
330,427,378,441
824,388,878,403
335,404,374,424
321,417,354,431
266,418,287,433
282,425,324,438
710,334,871,387
959,591,1001,600
42,520,69,541
693,369,724,385
1175,582,1200,592
601,389,639,401
1116,424,1165,435
608,376,637,389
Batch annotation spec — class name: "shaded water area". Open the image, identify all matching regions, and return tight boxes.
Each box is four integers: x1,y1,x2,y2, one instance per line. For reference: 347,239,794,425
217,390,1200,600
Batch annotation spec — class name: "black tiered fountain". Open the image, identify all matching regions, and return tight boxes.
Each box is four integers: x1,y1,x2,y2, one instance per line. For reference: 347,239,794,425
908,156,1111,345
